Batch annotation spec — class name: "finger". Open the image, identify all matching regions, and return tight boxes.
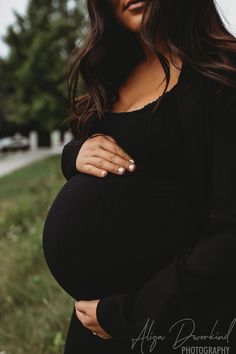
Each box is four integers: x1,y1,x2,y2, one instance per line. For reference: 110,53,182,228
82,164,108,178
76,299,97,317
92,148,136,173
96,328,113,340
75,309,90,326
92,136,135,163
75,300,90,313
97,334,111,340
76,309,112,339
101,135,117,144
75,310,105,337
85,156,136,176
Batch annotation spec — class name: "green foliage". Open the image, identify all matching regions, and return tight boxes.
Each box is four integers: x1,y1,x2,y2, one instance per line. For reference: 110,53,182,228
0,156,74,353
0,0,87,131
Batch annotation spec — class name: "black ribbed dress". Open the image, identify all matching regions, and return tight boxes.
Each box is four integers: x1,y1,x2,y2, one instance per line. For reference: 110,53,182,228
42,68,203,353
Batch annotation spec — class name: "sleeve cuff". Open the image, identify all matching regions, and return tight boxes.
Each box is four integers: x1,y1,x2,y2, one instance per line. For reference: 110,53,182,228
96,291,137,340
61,137,87,180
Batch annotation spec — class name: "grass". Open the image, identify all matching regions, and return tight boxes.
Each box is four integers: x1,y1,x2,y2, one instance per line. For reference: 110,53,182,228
0,155,74,354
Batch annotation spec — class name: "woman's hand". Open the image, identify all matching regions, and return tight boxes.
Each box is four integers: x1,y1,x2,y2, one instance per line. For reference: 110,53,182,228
75,299,113,340
75,133,136,177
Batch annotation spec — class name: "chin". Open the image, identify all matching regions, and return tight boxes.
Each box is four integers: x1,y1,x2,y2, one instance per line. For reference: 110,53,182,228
126,18,142,33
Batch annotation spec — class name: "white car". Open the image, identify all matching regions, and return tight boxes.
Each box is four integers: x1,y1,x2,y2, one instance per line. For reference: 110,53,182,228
0,133,30,152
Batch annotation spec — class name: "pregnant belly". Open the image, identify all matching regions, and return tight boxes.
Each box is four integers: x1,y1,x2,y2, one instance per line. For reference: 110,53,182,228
42,173,193,300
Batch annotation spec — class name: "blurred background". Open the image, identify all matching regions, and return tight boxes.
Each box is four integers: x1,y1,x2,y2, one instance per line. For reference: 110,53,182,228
0,0,235,353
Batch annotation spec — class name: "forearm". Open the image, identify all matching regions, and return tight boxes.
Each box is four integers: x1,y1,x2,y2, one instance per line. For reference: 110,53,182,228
61,136,87,180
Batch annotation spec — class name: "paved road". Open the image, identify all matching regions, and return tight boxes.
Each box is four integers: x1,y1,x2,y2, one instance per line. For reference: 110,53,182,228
0,146,62,177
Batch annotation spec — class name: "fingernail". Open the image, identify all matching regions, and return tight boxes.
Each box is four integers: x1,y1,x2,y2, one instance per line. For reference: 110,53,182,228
129,159,135,163
101,170,107,176
128,164,136,172
118,167,125,174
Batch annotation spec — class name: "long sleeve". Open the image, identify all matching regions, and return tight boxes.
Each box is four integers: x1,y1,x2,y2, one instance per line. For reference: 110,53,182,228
95,87,236,344
61,136,88,180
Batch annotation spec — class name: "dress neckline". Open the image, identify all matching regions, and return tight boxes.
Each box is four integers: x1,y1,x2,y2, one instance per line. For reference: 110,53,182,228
105,60,186,117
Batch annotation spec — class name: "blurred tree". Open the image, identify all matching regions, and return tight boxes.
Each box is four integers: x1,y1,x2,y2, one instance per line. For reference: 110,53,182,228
0,0,87,132
0,59,7,126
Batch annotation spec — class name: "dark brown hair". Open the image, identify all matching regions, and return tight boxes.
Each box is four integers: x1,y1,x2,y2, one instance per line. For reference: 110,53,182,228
65,0,236,138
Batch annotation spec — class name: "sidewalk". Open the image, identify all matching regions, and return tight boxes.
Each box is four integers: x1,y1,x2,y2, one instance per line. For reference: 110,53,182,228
0,146,62,177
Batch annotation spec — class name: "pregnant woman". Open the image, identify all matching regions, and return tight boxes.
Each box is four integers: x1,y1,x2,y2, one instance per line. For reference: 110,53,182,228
42,0,236,353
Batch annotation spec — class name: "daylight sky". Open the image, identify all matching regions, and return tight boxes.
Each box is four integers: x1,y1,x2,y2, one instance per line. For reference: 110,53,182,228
0,0,236,57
